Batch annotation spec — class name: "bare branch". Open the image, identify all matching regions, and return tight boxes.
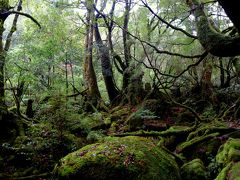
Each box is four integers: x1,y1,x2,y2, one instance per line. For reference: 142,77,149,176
141,0,197,39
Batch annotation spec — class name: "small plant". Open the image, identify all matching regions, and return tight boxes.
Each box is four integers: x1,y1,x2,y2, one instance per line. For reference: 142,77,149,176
86,130,106,142
207,155,222,179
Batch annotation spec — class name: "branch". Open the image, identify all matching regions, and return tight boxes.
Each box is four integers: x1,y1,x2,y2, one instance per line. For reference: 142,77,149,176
141,0,197,39
5,0,23,51
9,11,41,28
132,51,208,79
140,41,202,123
96,10,205,59
187,0,240,57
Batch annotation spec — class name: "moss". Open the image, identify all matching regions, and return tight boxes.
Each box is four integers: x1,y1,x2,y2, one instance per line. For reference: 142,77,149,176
54,136,181,180
188,0,240,57
215,162,240,180
180,159,208,180
216,138,240,165
176,132,219,154
215,162,232,180
228,162,240,180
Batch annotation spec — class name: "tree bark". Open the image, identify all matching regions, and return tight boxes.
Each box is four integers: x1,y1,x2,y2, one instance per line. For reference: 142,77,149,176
0,0,10,107
84,0,101,107
122,0,131,89
186,0,240,57
94,21,119,103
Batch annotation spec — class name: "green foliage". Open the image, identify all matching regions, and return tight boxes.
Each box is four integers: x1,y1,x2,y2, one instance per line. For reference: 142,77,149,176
86,130,106,142
132,108,156,119
2,122,82,172
207,155,222,179
126,107,157,130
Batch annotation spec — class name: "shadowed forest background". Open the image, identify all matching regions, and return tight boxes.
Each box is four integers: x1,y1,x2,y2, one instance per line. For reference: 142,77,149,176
1,0,240,179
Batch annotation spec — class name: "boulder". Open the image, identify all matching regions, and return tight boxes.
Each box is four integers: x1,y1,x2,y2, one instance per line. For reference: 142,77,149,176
180,159,208,180
54,136,181,180
215,162,240,180
216,138,240,165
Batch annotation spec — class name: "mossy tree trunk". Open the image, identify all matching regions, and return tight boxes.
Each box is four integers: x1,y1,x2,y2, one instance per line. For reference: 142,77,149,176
83,0,101,107
186,0,240,57
0,0,10,107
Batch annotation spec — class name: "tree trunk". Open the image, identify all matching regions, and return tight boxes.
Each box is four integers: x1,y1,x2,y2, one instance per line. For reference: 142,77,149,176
0,0,10,107
122,0,131,90
84,0,101,108
94,21,119,103
186,0,240,57
201,58,213,101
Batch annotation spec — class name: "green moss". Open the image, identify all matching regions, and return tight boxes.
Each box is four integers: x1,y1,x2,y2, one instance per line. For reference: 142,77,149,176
216,138,240,165
176,132,219,154
215,162,240,180
215,162,232,180
54,136,181,180
228,162,240,180
181,159,208,180
189,0,240,57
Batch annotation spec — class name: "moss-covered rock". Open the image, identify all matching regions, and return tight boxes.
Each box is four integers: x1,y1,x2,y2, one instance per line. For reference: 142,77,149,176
180,159,208,180
54,136,181,180
215,162,240,180
216,138,240,165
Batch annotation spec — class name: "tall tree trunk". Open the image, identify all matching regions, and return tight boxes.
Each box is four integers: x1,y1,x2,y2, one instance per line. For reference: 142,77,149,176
0,0,11,107
122,0,131,90
0,42,5,107
94,21,119,103
201,58,213,101
84,0,101,107
107,0,126,76
219,58,225,88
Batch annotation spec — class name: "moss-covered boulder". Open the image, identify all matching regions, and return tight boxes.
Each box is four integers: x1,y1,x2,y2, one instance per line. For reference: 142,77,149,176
215,138,240,180
216,138,240,165
215,162,240,180
53,136,181,180
180,159,208,180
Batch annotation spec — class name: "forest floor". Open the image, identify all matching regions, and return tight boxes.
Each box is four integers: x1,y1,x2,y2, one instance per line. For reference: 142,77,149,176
1,86,240,179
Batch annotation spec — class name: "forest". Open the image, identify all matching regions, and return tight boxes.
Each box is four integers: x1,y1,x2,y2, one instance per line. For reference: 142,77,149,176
1,0,240,179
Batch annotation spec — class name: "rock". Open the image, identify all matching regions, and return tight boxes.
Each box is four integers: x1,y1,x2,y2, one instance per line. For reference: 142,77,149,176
53,136,181,180
216,138,240,165
215,138,240,180
215,162,240,180
180,159,208,180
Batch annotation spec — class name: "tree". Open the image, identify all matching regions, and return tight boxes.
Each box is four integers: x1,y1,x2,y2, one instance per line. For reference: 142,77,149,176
94,17,119,103
186,0,240,57
83,0,101,108
0,0,40,108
